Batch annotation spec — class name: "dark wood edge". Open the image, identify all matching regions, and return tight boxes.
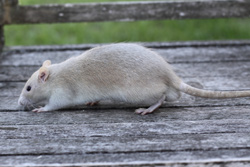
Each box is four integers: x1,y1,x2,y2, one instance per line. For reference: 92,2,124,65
4,40,250,53
1,0,250,24
0,26,3,54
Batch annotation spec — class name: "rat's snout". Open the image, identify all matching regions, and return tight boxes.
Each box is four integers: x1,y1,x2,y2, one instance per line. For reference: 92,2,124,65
18,96,31,111
18,96,29,107
18,96,24,106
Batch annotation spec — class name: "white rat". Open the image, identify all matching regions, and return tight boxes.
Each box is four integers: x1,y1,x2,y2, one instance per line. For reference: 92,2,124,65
18,43,250,115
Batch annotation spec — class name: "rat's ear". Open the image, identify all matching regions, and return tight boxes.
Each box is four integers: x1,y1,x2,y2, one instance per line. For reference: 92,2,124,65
38,66,50,82
42,60,51,67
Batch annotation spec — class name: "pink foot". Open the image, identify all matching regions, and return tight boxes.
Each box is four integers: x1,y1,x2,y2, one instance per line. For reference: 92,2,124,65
135,108,152,115
135,95,166,115
32,107,47,113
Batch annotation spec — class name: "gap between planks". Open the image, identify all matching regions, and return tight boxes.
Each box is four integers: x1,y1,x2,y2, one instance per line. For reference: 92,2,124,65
1,150,250,166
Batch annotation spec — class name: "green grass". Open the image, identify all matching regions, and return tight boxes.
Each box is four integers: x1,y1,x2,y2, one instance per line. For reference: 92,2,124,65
4,0,250,46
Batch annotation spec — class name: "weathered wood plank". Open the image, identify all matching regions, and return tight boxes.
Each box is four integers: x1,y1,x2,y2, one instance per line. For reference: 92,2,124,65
0,82,23,96
0,150,250,166
174,62,250,78
7,40,250,50
3,107,250,165
1,106,250,125
1,119,250,139
3,0,250,24
1,133,250,155
7,40,250,52
158,46,250,64
2,45,250,66
1,50,82,66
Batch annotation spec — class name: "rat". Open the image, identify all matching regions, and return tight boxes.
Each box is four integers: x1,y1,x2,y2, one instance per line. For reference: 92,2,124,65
18,43,250,115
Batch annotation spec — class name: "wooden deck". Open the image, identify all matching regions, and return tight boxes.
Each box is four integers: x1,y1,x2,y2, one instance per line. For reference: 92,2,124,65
1,41,250,166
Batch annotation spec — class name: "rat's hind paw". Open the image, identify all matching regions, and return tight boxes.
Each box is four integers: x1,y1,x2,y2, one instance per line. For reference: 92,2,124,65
135,95,166,115
135,108,151,115
32,107,47,113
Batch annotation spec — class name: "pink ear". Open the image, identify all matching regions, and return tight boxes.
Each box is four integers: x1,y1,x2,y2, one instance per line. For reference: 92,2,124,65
39,67,49,82
42,60,51,67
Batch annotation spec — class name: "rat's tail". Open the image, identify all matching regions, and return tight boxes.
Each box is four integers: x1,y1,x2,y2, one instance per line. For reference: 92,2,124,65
178,82,250,98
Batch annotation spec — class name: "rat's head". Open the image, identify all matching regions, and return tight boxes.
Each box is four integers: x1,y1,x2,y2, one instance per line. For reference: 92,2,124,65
18,60,52,109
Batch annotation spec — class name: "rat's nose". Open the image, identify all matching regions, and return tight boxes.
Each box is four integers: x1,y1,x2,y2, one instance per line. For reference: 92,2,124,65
18,97,24,106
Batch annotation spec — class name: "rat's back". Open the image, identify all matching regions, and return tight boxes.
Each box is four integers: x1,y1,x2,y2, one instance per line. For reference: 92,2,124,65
81,43,172,75
79,43,180,86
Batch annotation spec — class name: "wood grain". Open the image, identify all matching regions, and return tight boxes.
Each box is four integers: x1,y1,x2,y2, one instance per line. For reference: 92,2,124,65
0,149,250,166
2,44,250,66
3,0,250,24
0,130,250,154
0,106,250,125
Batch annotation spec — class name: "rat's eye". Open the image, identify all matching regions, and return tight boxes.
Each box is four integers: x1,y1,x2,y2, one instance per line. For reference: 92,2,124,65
26,86,32,92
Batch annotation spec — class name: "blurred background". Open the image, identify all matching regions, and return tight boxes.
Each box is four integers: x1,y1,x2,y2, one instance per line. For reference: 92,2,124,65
4,0,250,46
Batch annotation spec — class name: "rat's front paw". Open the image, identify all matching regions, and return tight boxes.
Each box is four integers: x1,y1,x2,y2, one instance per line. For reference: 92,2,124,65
32,107,47,113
